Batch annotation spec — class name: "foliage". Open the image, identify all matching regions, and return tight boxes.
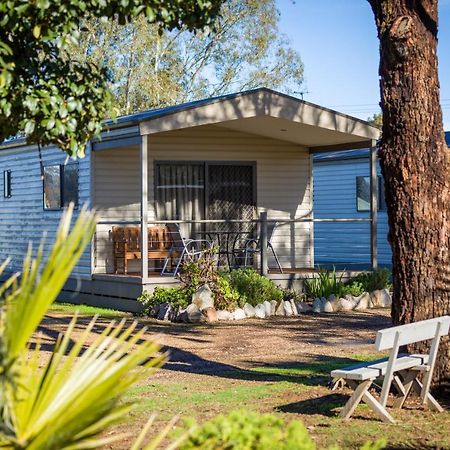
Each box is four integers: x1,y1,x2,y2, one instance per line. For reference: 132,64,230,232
227,268,284,306
303,267,345,299
339,280,365,297
351,268,392,292
367,112,382,126
180,410,316,450
69,0,304,115
138,286,190,314
0,0,223,157
179,249,242,311
304,267,392,300
282,288,305,302
138,250,242,314
0,206,166,449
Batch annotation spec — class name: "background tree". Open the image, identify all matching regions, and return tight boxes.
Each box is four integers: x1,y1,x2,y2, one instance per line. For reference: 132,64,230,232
368,0,449,383
70,0,304,115
367,112,382,126
0,0,223,158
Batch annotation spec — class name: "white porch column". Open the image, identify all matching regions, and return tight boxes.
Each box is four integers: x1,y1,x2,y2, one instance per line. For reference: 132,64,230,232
370,139,378,270
140,135,149,281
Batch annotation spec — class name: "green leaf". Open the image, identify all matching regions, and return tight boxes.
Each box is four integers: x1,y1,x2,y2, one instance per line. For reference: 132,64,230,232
24,120,35,135
32,25,41,38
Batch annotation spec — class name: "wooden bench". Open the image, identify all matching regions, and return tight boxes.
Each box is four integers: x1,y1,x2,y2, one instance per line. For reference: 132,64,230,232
111,226,172,274
330,315,450,423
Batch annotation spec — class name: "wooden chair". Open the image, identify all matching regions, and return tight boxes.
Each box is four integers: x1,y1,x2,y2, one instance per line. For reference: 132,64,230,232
330,315,450,423
111,226,172,274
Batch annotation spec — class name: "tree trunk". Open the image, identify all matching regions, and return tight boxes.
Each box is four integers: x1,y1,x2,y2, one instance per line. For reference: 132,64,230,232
368,0,450,383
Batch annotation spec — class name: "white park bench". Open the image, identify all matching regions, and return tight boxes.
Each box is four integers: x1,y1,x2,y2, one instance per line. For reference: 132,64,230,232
330,315,450,423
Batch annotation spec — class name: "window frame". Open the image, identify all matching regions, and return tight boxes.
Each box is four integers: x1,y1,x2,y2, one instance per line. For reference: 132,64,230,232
43,163,79,211
3,170,11,198
356,175,386,212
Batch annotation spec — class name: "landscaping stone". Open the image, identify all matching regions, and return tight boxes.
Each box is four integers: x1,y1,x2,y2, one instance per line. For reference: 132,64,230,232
157,302,170,321
290,299,298,315
270,300,278,315
369,290,382,308
243,303,256,318
338,297,354,311
203,306,218,323
322,300,334,313
275,301,285,316
296,302,313,313
169,306,179,322
192,284,214,311
263,300,272,316
283,301,294,316
354,292,371,310
217,310,234,321
175,308,187,322
150,303,160,318
233,308,246,320
312,297,324,313
345,294,358,309
254,303,266,319
186,304,205,323
380,289,392,307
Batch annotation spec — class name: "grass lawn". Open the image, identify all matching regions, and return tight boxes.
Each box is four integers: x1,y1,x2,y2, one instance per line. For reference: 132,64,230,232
41,308,450,449
50,301,126,317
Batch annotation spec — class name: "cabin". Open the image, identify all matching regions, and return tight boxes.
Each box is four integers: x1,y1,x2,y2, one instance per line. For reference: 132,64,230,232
313,131,450,270
0,88,381,311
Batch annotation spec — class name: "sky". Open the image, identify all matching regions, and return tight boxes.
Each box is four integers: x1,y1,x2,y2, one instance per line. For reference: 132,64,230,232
276,0,450,130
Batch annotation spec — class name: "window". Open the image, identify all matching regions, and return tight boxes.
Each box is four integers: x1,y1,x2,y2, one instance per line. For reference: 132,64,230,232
356,176,386,211
3,170,11,198
43,164,79,210
155,162,255,236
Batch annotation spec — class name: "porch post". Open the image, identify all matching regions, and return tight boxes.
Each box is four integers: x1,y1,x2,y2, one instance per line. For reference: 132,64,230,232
369,139,378,271
260,211,268,276
140,135,149,280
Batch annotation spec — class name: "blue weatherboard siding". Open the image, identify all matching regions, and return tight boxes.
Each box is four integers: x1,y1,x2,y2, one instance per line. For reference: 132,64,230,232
313,155,391,269
313,132,449,269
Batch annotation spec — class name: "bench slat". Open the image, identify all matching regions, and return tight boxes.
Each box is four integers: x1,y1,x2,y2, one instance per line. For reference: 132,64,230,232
331,354,429,381
375,316,450,350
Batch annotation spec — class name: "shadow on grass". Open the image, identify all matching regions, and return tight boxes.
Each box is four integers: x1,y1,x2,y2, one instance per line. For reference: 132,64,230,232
277,392,347,417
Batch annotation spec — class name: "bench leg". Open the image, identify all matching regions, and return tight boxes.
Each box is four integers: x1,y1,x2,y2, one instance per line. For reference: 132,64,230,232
361,390,395,423
411,378,443,412
344,380,395,423
340,379,373,420
392,370,416,409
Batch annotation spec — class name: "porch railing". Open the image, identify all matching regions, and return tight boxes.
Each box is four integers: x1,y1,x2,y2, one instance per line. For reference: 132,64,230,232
94,213,374,278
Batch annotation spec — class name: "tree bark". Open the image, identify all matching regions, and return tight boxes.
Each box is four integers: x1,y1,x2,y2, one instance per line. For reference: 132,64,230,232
368,0,450,383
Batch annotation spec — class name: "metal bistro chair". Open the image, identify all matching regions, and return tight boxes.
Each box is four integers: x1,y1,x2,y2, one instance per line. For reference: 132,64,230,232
234,222,283,273
161,223,211,276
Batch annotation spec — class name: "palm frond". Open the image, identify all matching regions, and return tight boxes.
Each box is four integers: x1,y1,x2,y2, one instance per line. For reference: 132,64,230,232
0,206,167,449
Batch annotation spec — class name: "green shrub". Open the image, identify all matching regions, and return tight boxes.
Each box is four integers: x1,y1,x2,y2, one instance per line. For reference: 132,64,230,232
340,280,365,297
180,410,316,450
282,288,305,302
138,286,190,315
227,268,283,306
138,249,243,314
351,268,392,292
303,267,344,299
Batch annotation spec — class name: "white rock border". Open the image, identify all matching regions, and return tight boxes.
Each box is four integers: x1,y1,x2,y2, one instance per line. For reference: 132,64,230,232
146,289,392,323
